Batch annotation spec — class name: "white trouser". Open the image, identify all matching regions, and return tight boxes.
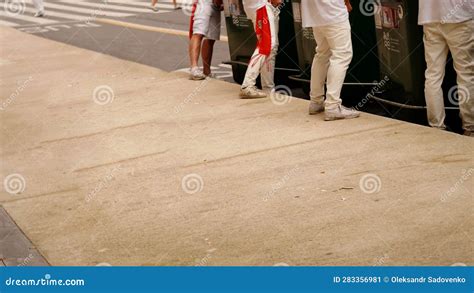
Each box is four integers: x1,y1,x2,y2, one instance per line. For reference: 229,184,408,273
423,20,474,131
310,20,353,109
241,3,279,90
32,0,44,12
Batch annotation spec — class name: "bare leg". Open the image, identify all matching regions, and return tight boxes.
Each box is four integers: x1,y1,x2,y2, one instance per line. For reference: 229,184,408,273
202,39,215,76
189,34,204,68
151,0,157,7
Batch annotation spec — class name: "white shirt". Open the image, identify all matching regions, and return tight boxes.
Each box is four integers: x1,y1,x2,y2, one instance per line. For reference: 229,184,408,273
301,0,349,28
242,0,268,11
418,0,474,25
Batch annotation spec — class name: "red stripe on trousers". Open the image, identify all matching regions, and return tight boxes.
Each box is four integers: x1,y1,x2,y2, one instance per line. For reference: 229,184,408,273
189,0,199,39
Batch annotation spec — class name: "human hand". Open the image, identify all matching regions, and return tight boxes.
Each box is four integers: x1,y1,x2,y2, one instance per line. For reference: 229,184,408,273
213,0,224,10
345,0,352,12
270,0,283,8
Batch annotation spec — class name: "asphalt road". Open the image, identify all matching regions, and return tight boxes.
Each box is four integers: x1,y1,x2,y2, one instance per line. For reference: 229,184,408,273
1,0,233,80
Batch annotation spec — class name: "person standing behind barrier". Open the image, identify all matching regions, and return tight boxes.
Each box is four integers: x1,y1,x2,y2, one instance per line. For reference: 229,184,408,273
32,0,44,17
188,0,223,80
239,0,281,99
418,0,474,137
301,0,360,121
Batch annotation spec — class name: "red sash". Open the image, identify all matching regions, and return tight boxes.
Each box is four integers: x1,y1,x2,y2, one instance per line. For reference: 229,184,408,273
255,6,271,56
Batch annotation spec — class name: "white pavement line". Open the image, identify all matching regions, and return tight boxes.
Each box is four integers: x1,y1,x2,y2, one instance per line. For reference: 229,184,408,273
95,17,228,42
0,19,18,27
57,0,155,14
0,11,56,24
98,0,179,9
22,7,87,21
43,2,134,17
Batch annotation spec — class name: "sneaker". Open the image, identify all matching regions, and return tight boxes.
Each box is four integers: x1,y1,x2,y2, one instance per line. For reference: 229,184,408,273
190,67,206,80
240,86,267,99
464,130,474,137
324,105,360,121
205,73,216,79
149,5,159,12
34,11,44,17
308,101,324,115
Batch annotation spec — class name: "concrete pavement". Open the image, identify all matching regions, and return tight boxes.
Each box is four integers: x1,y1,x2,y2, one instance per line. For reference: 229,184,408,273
0,27,473,266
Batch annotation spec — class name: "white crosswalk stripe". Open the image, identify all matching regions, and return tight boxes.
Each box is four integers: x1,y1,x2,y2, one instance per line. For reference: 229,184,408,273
0,0,180,27
22,6,91,21
0,10,56,24
57,0,156,14
43,2,133,17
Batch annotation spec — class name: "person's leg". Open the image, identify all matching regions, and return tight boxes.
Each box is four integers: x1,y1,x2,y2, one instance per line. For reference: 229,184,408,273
423,23,449,129
260,3,279,91
200,4,221,76
202,39,215,76
321,20,359,120
32,0,44,16
189,34,204,69
240,7,269,98
445,20,474,133
310,27,330,105
189,0,211,79
173,0,179,9
324,20,353,110
150,0,159,11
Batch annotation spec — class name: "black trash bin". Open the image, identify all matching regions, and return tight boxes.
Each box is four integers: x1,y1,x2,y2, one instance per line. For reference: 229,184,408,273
372,0,426,106
223,0,300,85
290,0,380,94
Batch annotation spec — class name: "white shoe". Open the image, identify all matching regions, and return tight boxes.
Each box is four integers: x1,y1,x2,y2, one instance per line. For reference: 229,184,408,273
308,101,324,115
324,105,360,121
34,11,44,17
190,67,206,80
240,86,267,99
149,5,159,12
